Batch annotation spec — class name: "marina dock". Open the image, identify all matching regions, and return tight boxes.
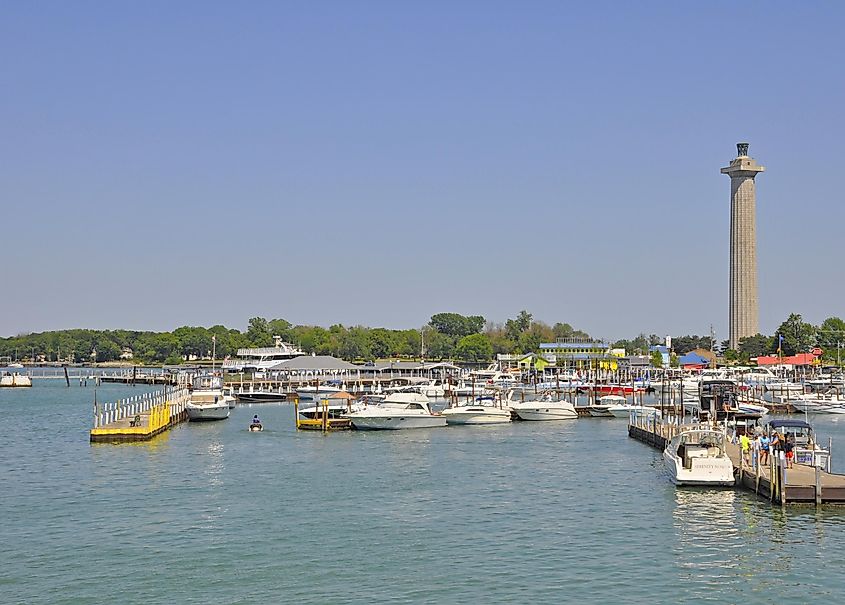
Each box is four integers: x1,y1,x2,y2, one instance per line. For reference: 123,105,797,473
90,387,190,443
628,415,845,504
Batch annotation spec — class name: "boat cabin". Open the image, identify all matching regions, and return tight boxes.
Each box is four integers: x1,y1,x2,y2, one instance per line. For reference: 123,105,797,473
192,374,224,391
673,430,727,469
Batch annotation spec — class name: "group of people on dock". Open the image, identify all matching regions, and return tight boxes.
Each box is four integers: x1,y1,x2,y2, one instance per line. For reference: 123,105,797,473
738,429,795,469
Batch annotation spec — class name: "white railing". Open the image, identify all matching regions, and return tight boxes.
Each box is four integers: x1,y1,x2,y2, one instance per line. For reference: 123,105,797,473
93,387,190,428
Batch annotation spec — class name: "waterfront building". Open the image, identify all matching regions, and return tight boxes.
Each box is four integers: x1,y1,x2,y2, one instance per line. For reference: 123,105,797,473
721,142,765,350
539,340,616,370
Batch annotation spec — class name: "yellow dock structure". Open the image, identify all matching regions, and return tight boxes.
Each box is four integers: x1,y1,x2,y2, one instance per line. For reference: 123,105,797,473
90,387,190,443
294,393,354,432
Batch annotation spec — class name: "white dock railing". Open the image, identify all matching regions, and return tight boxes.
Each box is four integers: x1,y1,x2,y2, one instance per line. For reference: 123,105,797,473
93,387,191,428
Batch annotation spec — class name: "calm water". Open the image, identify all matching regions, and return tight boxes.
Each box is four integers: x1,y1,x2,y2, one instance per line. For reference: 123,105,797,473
2,381,845,604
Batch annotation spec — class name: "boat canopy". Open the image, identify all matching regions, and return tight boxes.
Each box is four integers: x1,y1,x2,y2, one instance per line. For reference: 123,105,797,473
769,419,812,430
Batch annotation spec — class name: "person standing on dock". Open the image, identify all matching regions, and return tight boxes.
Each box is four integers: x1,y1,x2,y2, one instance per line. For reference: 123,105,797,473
760,433,770,465
739,432,751,465
784,436,795,469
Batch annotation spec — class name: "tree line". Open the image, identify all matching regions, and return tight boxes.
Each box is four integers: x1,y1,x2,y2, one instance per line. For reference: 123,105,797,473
2,311,841,366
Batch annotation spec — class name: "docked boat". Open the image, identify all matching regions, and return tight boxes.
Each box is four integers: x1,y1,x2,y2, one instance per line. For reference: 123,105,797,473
508,391,577,421
295,385,344,402
0,372,32,387
663,429,735,486
441,395,512,425
789,392,845,414
768,419,830,468
347,392,446,430
234,384,287,404
222,336,305,372
586,395,627,417
186,375,230,421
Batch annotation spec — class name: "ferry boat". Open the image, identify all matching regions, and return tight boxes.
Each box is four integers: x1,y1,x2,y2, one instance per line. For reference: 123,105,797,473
222,337,305,372
186,375,230,421
663,429,735,486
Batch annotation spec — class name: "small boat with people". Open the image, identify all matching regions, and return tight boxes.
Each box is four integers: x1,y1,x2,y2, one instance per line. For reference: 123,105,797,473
249,414,264,432
347,392,446,430
186,374,231,421
663,428,735,486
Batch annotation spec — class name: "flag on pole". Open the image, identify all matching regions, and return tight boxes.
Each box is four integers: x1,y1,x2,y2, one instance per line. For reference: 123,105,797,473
777,334,784,354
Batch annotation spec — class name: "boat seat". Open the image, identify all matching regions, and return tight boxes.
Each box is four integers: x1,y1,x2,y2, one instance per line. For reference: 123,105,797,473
129,414,142,427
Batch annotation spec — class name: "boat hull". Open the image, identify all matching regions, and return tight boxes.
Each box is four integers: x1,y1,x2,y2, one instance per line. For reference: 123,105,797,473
442,409,512,425
186,404,230,421
511,403,577,421
235,392,287,404
662,453,735,486
350,415,447,430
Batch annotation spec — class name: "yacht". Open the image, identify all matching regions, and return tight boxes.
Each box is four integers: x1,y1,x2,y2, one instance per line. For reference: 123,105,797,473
441,395,513,425
186,375,230,421
508,390,578,421
789,392,845,414
222,337,305,372
347,392,446,430
663,429,735,486
768,419,830,468
0,372,32,387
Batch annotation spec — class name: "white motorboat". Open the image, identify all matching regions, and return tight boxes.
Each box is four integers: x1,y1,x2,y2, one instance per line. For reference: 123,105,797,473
790,393,845,414
186,375,230,421
663,429,735,486
441,395,512,425
348,392,446,430
605,401,662,419
509,391,578,421
0,372,32,387
586,395,627,417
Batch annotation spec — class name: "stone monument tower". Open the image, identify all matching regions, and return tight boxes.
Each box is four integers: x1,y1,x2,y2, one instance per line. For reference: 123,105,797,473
721,143,765,350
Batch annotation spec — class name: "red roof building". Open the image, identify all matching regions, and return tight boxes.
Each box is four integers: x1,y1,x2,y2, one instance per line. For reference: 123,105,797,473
756,349,822,366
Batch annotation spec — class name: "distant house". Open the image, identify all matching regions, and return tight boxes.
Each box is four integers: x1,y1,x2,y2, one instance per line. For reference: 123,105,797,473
678,351,710,370
539,340,617,370
120,348,134,360
497,353,550,372
648,345,670,368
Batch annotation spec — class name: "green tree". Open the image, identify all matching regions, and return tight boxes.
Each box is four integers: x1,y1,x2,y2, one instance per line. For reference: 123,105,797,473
739,334,773,358
775,313,816,356
455,334,493,362
246,317,274,347
650,350,664,368
429,313,485,337
817,317,845,350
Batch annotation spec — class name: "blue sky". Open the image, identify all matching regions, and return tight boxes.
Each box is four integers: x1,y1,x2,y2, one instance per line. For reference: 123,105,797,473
2,2,843,341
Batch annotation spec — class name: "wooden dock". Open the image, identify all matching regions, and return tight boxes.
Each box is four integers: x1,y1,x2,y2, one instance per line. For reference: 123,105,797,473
628,416,845,505
90,387,190,443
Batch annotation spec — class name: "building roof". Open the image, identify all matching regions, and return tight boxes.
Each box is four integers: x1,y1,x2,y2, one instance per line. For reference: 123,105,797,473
679,352,709,366
269,355,359,371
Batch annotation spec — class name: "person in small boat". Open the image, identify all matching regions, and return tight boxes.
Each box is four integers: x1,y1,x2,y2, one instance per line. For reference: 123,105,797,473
251,414,261,426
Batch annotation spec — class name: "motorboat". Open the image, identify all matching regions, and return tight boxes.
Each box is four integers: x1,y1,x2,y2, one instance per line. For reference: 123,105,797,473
508,390,577,421
186,375,230,421
441,395,512,425
347,392,446,430
0,372,32,387
385,379,446,398
586,395,627,417
789,392,845,414
663,429,735,486
767,419,830,468
234,384,287,404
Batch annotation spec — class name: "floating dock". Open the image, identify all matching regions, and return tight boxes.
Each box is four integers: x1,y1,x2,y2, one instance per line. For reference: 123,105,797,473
628,416,845,505
90,387,190,443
